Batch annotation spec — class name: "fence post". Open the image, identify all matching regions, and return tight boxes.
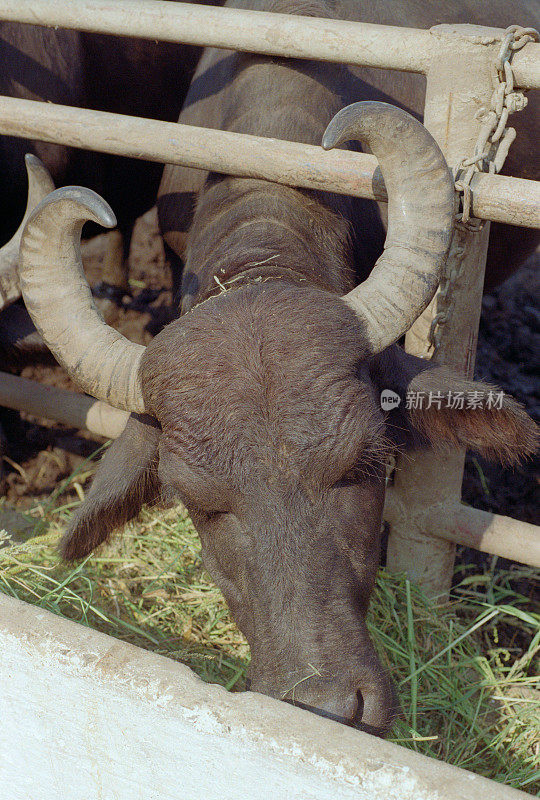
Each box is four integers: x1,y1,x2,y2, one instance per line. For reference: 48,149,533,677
386,26,497,598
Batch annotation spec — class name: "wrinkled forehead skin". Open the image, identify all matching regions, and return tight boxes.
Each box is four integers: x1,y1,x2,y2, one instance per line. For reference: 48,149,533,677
141,283,396,732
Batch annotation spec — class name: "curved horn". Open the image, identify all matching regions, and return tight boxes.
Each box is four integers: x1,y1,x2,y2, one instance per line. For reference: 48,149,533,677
0,154,55,309
322,101,454,354
19,187,146,413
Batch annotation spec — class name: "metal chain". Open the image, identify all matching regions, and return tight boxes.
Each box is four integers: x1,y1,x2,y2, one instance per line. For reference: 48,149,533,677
427,236,467,354
427,24,539,356
453,24,538,228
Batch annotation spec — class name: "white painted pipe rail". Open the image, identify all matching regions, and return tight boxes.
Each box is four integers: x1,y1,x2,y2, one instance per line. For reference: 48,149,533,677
0,594,532,800
0,371,129,439
0,0,438,75
384,487,540,569
469,172,540,230
0,97,538,228
0,0,539,88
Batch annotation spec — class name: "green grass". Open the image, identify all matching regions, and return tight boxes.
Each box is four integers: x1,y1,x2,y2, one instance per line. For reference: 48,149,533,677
1,465,538,792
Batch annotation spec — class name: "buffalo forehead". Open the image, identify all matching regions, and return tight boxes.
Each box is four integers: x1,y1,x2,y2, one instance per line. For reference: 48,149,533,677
143,283,384,479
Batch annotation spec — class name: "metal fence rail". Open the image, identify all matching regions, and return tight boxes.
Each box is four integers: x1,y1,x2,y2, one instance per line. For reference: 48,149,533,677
1,0,539,86
0,371,129,440
0,1,493,75
0,96,538,228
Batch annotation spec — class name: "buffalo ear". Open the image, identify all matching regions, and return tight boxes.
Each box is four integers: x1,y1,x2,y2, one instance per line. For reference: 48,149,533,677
403,367,538,464
370,346,538,465
61,413,161,561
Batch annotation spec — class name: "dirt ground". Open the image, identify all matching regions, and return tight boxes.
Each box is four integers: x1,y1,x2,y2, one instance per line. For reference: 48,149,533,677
1,208,172,505
457,253,539,592
463,255,539,526
1,216,538,566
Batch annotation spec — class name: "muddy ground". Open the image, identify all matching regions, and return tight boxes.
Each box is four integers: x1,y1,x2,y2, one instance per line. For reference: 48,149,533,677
1,216,538,583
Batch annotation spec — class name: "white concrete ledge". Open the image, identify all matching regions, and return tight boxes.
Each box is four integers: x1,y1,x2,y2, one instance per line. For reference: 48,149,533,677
0,594,531,800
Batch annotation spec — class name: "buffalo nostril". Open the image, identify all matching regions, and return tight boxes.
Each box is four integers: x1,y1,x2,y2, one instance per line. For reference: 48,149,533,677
355,684,396,737
355,688,365,721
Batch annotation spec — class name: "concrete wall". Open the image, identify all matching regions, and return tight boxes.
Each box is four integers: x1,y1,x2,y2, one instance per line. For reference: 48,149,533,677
0,594,531,800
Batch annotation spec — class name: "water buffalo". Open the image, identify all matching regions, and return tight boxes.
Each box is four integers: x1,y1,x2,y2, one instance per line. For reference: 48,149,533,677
16,0,539,733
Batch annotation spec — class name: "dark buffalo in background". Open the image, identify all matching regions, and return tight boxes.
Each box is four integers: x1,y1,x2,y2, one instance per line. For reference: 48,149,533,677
159,0,540,289
0,4,216,240
2,0,538,280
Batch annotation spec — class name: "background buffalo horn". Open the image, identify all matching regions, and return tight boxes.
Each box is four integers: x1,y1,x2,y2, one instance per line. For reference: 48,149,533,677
19,187,146,413
322,101,454,355
0,154,55,310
